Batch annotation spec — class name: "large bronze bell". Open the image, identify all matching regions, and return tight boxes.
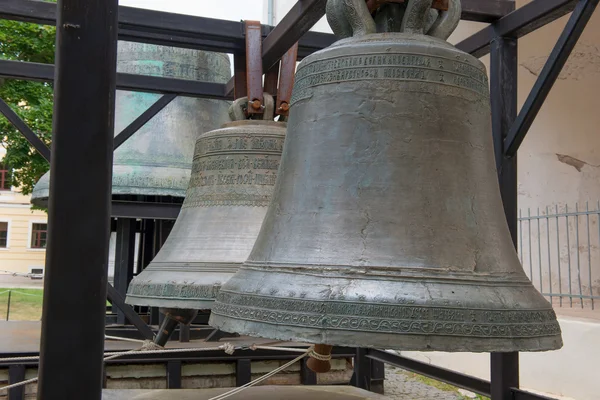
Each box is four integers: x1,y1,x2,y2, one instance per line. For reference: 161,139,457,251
126,95,286,332
31,41,231,205
210,0,563,352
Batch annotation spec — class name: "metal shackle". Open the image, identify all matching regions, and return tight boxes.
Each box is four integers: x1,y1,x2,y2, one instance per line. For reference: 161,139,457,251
326,0,461,40
326,0,377,39
229,93,276,121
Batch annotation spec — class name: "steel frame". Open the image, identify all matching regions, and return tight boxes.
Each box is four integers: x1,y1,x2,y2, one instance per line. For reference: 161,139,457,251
0,0,596,399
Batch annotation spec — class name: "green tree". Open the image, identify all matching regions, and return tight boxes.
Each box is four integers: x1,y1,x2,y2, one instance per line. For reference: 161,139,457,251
0,17,56,195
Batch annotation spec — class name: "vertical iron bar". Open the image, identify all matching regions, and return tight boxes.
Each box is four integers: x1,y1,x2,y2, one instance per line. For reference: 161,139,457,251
528,208,533,280
179,323,190,343
586,201,593,309
235,359,252,387
8,364,26,400
566,204,573,307
114,218,136,325
554,204,564,307
6,290,11,321
519,209,523,264
301,359,318,385
167,360,182,389
537,207,543,293
556,204,562,307
546,206,552,305
37,0,118,397
575,203,583,308
590,200,600,310
490,34,519,400
370,359,385,395
353,348,371,391
102,368,107,389
140,219,155,271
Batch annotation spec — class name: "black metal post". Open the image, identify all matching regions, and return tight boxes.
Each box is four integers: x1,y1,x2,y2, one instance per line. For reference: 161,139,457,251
301,359,318,385
6,290,11,321
353,348,371,391
114,218,136,325
490,35,520,400
370,359,385,394
167,360,182,389
179,323,191,343
236,359,252,386
37,1,118,397
8,364,25,400
138,219,155,273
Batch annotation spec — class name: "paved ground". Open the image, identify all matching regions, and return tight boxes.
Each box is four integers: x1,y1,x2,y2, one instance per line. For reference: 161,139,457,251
0,274,44,289
385,365,468,400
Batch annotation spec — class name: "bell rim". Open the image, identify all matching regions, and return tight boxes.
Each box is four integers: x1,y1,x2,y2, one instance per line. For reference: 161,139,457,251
209,311,563,352
220,120,287,129
125,294,217,310
208,267,563,352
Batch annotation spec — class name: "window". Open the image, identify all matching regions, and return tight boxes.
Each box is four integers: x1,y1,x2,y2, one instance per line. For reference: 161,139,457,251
0,222,7,248
31,223,48,249
0,164,11,191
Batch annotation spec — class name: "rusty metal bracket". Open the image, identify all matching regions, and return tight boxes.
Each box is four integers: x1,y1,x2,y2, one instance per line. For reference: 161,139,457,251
245,20,264,115
276,42,299,117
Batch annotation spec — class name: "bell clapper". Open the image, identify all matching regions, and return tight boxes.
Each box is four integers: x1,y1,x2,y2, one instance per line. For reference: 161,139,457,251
154,308,198,347
306,344,333,373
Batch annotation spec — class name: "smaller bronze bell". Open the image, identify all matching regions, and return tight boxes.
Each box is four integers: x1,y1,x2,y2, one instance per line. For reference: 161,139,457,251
126,95,286,342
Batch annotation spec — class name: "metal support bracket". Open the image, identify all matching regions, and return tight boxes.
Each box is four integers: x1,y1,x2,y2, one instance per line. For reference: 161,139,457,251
504,0,599,157
106,283,154,340
245,20,264,115
276,43,299,117
0,98,51,162
113,94,177,150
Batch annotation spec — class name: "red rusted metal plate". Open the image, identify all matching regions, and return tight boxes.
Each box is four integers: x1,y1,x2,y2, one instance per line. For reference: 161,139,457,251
276,42,298,116
245,20,264,115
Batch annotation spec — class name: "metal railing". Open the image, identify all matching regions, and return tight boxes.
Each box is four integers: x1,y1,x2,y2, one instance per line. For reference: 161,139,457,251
518,202,600,309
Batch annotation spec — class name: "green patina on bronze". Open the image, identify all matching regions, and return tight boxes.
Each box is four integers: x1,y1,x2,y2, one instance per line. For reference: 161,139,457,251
31,41,231,204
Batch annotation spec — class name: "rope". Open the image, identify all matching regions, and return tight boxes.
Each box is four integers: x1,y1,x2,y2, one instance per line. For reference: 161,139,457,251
104,335,146,344
250,345,310,353
0,355,40,362
102,342,235,362
308,348,332,362
207,346,313,400
0,377,38,392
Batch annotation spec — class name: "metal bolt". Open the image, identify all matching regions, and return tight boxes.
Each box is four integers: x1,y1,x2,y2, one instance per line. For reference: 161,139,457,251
250,99,262,110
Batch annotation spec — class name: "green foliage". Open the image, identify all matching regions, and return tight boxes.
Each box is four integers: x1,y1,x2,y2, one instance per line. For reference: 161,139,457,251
0,17,56,195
